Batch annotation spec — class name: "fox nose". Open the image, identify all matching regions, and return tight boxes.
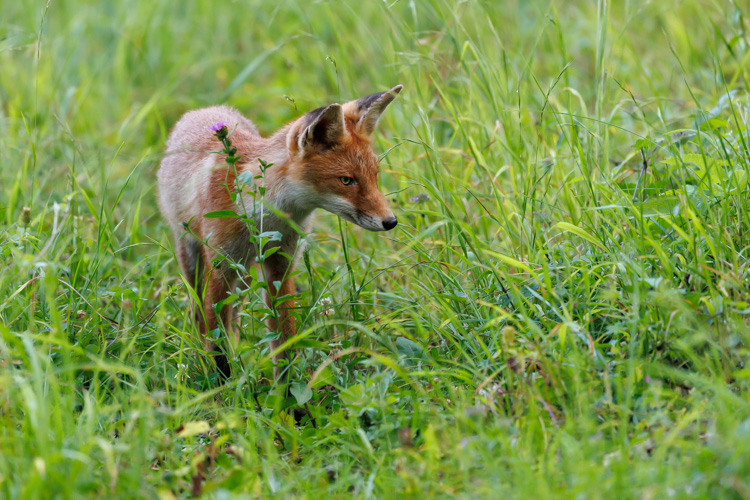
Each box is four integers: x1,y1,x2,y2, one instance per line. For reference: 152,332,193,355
382,216,398,231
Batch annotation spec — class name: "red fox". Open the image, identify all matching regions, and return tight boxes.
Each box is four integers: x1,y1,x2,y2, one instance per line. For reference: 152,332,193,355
157,85,403,378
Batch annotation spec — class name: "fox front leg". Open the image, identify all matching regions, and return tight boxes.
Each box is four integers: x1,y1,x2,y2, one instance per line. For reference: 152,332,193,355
199,245,241,379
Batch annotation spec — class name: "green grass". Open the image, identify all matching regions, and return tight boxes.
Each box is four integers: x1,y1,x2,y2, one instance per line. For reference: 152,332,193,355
2,0,750,497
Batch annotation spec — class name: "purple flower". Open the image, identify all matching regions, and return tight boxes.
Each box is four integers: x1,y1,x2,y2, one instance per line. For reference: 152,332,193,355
208,121,227,132
410,193,431,203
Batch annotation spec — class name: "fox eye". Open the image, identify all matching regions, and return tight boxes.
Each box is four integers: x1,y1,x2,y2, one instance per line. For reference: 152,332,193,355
339,176,355,186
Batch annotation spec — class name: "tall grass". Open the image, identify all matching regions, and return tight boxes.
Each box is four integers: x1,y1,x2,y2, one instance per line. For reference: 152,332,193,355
1,0,750,497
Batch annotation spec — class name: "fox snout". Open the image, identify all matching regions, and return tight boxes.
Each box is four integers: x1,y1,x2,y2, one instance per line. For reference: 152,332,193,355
383,216,398,230
353,204,398,232
321,193,397,233
354,213,398,232
361,193,398,232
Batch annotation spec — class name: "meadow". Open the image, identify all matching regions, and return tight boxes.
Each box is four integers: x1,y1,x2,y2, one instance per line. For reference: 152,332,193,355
2,0,750,497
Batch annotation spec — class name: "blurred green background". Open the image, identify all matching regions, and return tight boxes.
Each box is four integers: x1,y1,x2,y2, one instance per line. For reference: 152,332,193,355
2,0,750,497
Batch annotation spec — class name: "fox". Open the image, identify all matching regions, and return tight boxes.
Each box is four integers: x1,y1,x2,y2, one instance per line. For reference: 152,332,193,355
157,85,403,379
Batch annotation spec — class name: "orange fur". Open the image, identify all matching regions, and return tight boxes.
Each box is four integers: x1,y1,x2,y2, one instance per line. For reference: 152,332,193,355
157,86,403,379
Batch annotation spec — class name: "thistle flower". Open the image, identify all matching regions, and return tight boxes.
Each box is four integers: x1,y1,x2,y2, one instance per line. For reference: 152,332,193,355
410,193,431,204
209,121,227,133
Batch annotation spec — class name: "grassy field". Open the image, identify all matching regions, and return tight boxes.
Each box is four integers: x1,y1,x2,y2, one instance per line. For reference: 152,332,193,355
2,0,750,497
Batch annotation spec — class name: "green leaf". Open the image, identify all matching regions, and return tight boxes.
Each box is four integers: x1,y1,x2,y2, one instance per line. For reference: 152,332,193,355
642,277,663,288
177,421,210,438
310,365,335,388
257,246,279,261
236,170,254,186
699,118,728,131
636,196,681,218
632,136,656,150
259,231,283,242
340,384,365,407
396,337,423,358
662,154,722,187
555,222,606,251
727,169,748,195
293,339,329,349
483,251,534,273
203,210,238,219
467,137,486,167
216,294,239,309
290,382,312,406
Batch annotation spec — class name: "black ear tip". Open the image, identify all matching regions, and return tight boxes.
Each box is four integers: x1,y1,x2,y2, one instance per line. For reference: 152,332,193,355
391,84,404,94
323,103,343,114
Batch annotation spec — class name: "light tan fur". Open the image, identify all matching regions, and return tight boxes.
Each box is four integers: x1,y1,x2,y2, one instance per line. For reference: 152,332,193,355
157,86,403,378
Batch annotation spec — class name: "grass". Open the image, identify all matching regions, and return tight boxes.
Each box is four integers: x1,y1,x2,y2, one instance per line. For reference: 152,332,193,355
2,0,750,497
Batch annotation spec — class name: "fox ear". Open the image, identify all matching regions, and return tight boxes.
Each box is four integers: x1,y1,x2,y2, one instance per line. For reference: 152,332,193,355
353,84,403,135
298,103,346,151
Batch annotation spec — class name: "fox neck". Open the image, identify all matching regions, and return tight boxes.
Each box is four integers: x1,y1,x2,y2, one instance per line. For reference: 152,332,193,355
237,125,317,228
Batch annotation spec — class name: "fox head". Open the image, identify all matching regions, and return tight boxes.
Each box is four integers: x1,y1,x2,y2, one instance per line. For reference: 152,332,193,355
286,85,403,231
